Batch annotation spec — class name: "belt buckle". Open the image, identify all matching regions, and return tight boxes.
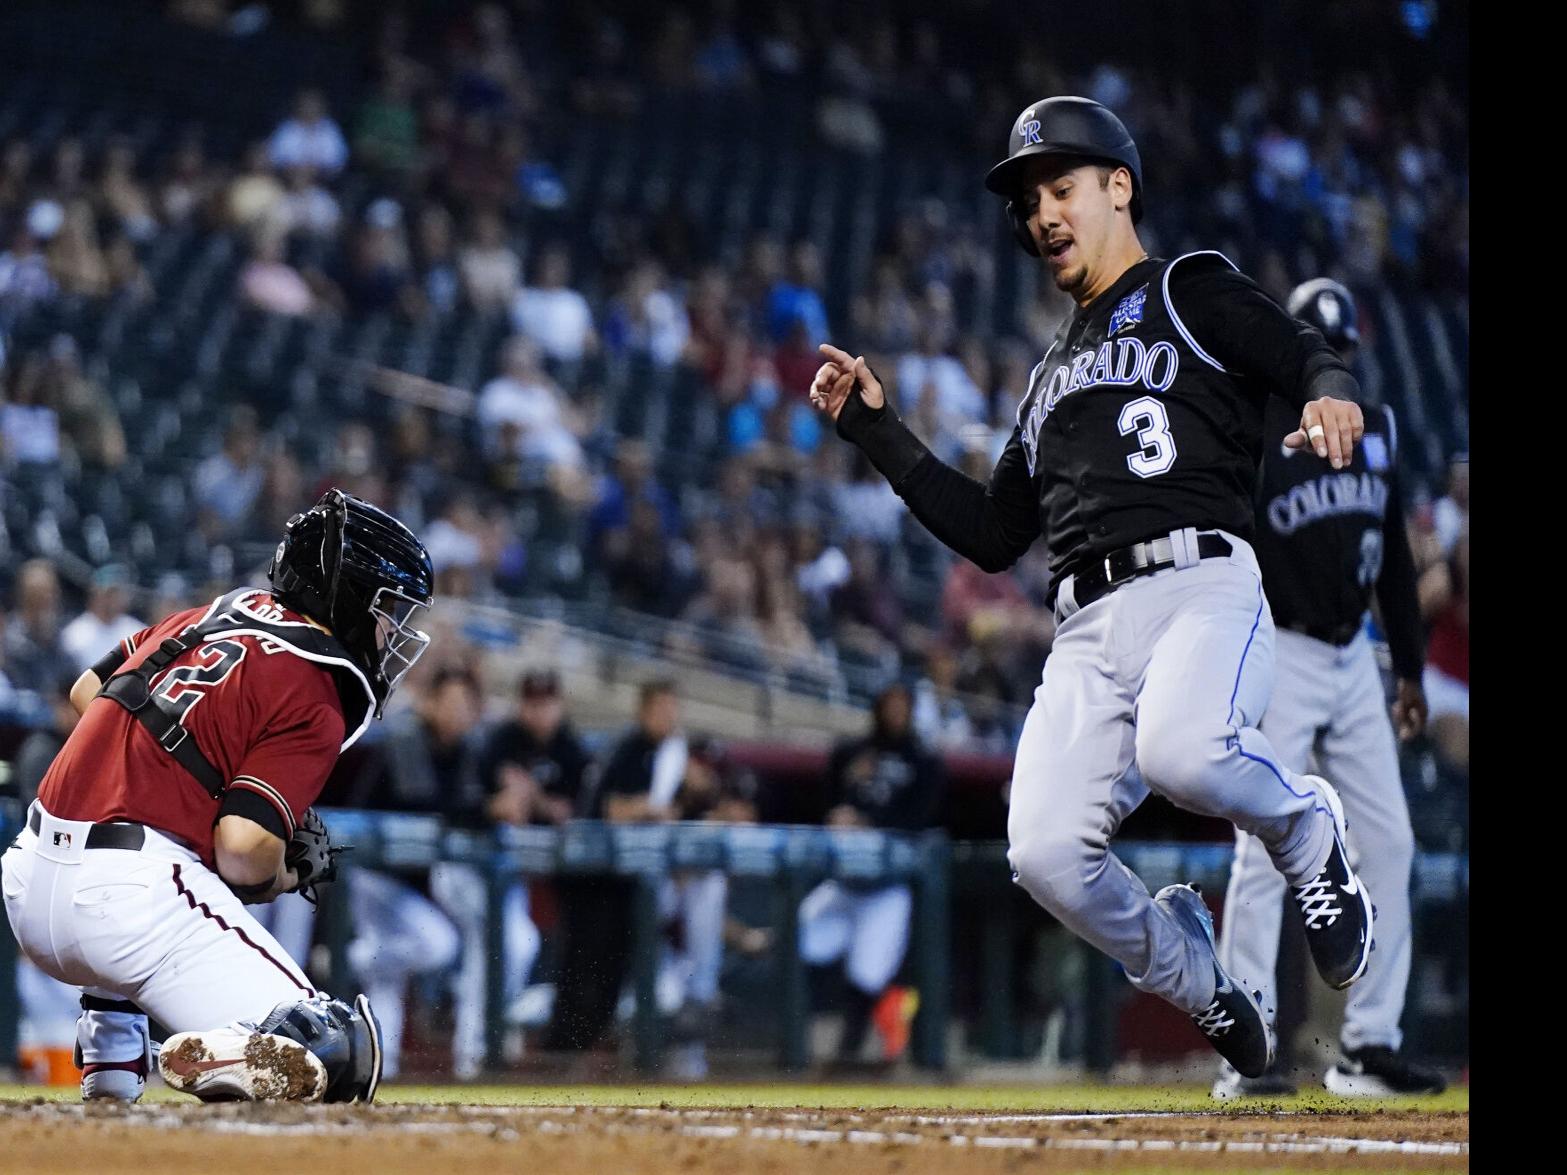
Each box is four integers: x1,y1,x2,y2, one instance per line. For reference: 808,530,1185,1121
1103,555,1116,585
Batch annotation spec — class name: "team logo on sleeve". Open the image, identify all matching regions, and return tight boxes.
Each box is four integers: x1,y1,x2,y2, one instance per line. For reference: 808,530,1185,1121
1108,285,1148,337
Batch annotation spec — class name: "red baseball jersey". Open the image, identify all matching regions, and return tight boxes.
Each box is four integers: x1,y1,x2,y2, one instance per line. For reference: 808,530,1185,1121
38,588,370,868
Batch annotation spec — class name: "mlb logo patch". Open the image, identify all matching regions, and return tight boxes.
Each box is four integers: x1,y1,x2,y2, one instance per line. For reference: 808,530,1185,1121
52,831,72,848
1361,434,1389,471
1109,285,1148,337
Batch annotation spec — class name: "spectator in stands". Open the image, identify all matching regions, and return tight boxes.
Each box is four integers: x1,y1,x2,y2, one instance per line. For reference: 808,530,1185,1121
0,351,62,468
58,564,142,673
765,240,830,346
2,560,72,693
226,142,287,233
412,203,462,317
7,672,78,804
334,199,417,316
588,438,680,555
46,199,110,297
0,222,57,314
458,208,521,313
694,0,754,92
353,65,422,180
829,539,907,670
1432,455,1469,558
267,87,350,177
601,260,689,369
343,667,494,1080
1420,528,1469,773
799,683,943,1064
477,336,587,491
157,134,216,226
192,405,265,541
95,138,158,243
277,164,342,240
510,243,596,366
479,668,588,1045
37,333,126,470
239,228,319,317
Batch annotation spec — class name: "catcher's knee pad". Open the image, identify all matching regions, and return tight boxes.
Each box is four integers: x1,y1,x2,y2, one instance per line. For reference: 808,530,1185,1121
258,993,383,1103
76,995,152,1102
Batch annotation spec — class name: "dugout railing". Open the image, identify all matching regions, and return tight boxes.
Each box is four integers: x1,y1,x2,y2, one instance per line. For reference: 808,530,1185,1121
0,803,1469,1076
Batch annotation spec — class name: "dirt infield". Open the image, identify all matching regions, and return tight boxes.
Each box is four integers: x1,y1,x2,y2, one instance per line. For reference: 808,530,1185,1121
0,1098,1468,1174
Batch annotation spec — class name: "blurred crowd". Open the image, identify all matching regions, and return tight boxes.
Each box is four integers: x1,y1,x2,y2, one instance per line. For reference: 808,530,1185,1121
1,0,1468,755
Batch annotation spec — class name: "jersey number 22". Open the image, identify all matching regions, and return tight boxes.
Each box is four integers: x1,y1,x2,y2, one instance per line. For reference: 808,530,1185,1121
1118,396,1177,478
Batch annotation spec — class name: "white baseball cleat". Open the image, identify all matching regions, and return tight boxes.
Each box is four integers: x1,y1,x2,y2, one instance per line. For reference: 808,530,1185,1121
159,1028,328,1102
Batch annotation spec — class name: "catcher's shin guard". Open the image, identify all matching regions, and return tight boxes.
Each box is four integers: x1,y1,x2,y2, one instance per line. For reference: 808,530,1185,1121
258,993,384,1103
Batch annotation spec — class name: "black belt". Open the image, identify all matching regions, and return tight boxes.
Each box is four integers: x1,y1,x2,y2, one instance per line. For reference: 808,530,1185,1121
1280,617,1362,647
28,807,147,851
1067,533,1234,610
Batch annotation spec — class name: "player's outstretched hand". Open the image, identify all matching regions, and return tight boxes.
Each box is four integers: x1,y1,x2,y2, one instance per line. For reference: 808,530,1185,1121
810,343,884,421
1285,397,1364,470
1391,678,1429,742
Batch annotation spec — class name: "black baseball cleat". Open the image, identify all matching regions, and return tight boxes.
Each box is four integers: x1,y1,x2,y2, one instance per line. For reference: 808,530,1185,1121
1324,1046,1448,1097
1212,1060,1298,1100
1154,883,1274,1079
1293,776,1374,990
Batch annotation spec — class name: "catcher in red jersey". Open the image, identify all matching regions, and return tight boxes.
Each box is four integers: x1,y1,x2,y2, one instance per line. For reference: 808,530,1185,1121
2,489,433,1104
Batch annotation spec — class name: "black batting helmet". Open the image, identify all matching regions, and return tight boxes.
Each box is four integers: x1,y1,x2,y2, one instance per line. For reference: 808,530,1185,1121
985,96,1144,255
269,488,434,716
1287,278,1359,349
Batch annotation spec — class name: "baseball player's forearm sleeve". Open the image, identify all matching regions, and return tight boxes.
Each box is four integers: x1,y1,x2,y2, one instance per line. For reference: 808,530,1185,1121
1374,463,1425,681
837,395,1040,574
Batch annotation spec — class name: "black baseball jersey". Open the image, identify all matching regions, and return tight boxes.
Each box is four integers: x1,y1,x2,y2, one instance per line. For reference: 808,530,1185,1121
479,720,592,819
824,732,943,832
838,252,1357,594
1252,400,1425,680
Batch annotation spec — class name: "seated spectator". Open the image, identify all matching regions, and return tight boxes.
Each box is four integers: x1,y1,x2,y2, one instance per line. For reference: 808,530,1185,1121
104,232,153,304
192,405,266,540
830,539,906,669
588,439,680,558
510,243,596,365
59,564,143,673
267,87,350,178
277,165,342,239
412,203,462,317
333,200,416,316
95,138,159,243
1420,529,1468,772
3,560,72,693
799,683,943,1064
343,668,494,1080
47,199,110,297
477,336,587,485
157,134,216,226
353,67,421,179
1,352,62,468
239,230,317,317
0,223,57,312
226,142,287,232
765,240,830,345
39,333,127,470
459,209,521,314
601,260,689,368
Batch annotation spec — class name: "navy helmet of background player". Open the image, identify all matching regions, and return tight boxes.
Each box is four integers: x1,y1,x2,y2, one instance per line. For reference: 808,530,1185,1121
809,95,1378,1082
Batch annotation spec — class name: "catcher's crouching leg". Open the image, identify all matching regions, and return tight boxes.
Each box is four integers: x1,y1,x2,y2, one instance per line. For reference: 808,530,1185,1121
77,994,153,1102
159,993,383,1104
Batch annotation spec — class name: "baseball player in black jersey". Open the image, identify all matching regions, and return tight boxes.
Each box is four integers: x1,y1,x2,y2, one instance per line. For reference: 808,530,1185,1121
1213,279,1446,1098
810,97,1374,1078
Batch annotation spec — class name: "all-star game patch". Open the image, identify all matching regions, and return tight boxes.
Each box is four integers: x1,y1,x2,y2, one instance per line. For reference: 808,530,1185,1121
1109,284,1148,337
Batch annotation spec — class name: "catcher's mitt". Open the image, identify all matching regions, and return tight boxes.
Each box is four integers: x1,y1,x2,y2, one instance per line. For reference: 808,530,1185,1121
285,808,351,905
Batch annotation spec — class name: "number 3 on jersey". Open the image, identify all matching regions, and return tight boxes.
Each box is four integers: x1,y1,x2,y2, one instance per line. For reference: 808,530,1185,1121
153,639,248,721
1118,395,1177,478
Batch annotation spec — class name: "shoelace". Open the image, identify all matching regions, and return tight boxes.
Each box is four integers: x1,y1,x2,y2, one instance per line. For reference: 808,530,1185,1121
1194,1000,1235,1038
1294,873,1343,929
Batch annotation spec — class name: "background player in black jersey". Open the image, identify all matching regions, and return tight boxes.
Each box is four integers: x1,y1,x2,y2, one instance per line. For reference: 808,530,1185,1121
810,96,1373,1079
1213,278,1446,1099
